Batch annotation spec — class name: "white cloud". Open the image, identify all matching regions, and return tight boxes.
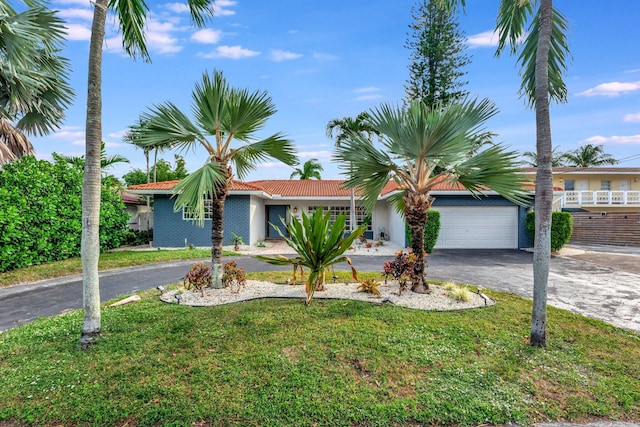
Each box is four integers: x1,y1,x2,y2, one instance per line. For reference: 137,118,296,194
54,0,92,5
198,45,260,59
583,135,640,145
623,112,640,123
312,51,339,61
354,87,380,94
191,28,223,44
466,29,526,48
213,0,238,16
103,141,123,148
288,29,298,34
466,30,498,48
53,127,84,140
270,49,302,62
354,94,384,101
164,3,189,13
578,81,640,97
298,150,332,160
108,130,129,139
58,8,94,20
64,23,91,41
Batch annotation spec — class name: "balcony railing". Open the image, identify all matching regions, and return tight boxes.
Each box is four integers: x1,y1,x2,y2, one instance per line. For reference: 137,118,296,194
562,190,640,207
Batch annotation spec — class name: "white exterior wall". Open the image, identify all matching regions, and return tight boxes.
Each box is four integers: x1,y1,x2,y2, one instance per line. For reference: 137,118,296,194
387,206,406,248
249,196,265,245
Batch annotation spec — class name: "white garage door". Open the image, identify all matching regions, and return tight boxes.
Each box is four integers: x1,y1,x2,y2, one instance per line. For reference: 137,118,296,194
434,206,519,249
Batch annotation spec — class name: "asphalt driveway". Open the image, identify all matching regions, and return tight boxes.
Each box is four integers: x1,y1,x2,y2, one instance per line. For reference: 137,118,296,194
1,249,639,334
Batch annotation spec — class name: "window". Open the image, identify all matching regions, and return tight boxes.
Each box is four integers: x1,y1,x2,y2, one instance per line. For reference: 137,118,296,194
600,180,611,191
307,206,373,232
183,198,213,220
564,180,575,191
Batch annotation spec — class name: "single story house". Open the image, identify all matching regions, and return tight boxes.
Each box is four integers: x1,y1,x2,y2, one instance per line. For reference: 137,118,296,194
121,192,153,231
127,179,533,250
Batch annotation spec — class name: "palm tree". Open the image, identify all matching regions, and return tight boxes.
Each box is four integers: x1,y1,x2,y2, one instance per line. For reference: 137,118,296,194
129,69,297,287
290,158,323,180
80,0,214,347
493,0,570,347
334,98,528,294
60,141,130,172
522,146,567,167
563,144,618,167
0,1,73,164
326,112,379,231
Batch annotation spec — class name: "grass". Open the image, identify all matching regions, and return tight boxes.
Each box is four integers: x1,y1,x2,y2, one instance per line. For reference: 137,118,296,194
1,272,639,427
0,249,239,288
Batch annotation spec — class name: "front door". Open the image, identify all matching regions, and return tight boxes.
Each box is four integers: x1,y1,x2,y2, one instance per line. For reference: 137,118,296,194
577,179,589,191
266,205,289,238
619,179,630,191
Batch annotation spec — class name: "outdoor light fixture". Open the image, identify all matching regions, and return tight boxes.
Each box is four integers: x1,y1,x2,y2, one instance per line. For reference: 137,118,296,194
174,294,183,304
293,206,298,213
157,285,165,295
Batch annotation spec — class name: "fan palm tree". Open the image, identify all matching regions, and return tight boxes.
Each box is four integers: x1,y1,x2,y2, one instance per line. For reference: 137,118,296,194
80,0,214,347
0,1,74,164
129,69,297,287
290,158,323,180
326,112,379,231
563,144,618,167
334,98,528,294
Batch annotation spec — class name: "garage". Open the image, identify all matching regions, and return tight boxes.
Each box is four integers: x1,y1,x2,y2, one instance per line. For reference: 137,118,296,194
434,206,519,249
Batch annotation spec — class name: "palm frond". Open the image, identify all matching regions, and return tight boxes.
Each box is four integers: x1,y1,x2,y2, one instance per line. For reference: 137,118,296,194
108,0,150,62
186,0,215,28
0,118,34,164
192,70,228,138
231,133,297,180
495,0,534,55
172,162,228,228
518,7,570,105
131,102,206,152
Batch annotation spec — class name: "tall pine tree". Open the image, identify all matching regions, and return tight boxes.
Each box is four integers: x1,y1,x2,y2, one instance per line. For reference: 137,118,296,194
405,0,470,108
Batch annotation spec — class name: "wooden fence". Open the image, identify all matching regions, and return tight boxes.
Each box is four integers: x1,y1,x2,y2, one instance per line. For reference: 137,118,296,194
570,211,640,246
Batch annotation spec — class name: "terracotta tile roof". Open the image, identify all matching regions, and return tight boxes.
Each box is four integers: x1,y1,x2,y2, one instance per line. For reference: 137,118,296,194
120,192,145,205
127,177,537,196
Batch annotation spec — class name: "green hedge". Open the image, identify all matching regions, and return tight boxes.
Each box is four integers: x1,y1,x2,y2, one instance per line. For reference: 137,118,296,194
0,156,130,272
405,210,441,253
526,211,573,252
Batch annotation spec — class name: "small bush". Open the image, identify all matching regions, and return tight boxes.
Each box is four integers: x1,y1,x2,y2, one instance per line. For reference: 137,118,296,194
183,262,212,296
382,251,420,295
222,261,246,293
356,279,381,297
406,210,441,253
526,211,573,252
229,232,244,251
122,229,153,246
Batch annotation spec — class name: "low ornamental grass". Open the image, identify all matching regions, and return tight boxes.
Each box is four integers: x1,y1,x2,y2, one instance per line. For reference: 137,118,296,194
1,279,639,427
0,249,227,288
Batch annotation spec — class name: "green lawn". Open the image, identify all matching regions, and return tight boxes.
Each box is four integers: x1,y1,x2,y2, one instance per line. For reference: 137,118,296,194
1,273,638,427
0,249,236,288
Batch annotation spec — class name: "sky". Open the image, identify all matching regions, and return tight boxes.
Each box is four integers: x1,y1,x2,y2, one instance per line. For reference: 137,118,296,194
31,0,640,182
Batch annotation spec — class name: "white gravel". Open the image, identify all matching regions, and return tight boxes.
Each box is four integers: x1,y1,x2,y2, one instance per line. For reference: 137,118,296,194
160,279,494,311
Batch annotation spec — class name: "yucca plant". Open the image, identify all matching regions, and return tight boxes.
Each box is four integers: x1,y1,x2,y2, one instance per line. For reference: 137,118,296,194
256,209,366,306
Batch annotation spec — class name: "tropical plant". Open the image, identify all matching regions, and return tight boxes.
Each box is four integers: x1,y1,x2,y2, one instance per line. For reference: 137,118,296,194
183,262,212,297
356,279,382,297
335,98,528,294
404,0,470,107
59,141,130,173
522,146,567,167
256,209,365,306
0,0,74,164
406,209,441,253
382,250,420,295
222,260,246,293
80,0,215,347
290,158,324,180
229,232,245,251
129,69,297,289
563,144,618,167
326,112,380,232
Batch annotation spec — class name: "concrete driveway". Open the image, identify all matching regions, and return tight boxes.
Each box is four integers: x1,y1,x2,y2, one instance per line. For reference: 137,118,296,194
1,248,639,334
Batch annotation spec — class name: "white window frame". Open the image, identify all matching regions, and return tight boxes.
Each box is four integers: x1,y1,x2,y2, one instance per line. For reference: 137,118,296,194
182,197,213,221
307,205,373,232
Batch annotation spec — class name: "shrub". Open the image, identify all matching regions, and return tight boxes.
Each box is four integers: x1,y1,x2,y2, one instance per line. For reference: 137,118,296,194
405,209,441,253
183,262,212,296
356,279,381,297
382,250,421,295
229,232,244,251
449,285,472,302
123,229,153,246
0,156,130,272
222,261,246,293
526,211,573,252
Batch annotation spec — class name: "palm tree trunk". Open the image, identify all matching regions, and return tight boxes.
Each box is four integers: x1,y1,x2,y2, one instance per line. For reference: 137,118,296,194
531,0,554,348
80,0,108,348
405,195,431,293
210,186,228,289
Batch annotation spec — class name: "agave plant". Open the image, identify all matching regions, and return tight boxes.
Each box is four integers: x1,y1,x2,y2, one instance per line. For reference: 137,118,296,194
256,208,365,306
